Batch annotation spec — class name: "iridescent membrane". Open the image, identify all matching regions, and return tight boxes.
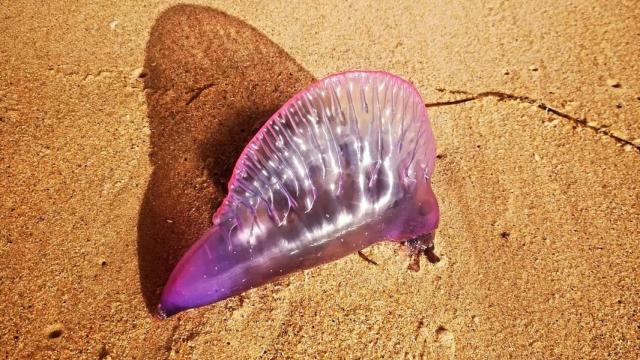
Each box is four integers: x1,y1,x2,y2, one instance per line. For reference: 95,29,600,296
159,71,439,317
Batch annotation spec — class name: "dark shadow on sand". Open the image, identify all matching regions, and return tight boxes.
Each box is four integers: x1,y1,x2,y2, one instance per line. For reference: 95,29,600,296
137,4,315,314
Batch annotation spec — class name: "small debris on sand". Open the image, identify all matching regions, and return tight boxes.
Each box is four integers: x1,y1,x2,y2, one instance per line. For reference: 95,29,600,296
129,67,146,88
606,79,621,88
434,326,454,346
44,323,63,339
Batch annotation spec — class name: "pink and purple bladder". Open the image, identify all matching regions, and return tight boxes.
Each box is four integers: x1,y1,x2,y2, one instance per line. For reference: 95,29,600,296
159,71,439,317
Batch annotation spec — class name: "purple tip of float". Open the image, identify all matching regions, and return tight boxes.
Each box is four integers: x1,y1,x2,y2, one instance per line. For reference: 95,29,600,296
158,71,439,317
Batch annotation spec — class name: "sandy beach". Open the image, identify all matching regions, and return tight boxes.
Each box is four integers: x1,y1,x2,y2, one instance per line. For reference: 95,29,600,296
1,1,639,358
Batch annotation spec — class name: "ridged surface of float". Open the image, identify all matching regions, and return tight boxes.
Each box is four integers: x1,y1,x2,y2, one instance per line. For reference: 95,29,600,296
160,71,439,317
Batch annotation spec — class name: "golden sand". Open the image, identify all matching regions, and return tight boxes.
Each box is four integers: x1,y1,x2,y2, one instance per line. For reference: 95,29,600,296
1,1,639,358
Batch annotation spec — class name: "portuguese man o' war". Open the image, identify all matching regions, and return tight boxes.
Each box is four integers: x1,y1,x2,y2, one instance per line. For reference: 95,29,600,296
158,71,439,318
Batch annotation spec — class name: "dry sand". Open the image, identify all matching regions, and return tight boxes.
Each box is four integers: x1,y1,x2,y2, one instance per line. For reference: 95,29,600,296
1,1,639,359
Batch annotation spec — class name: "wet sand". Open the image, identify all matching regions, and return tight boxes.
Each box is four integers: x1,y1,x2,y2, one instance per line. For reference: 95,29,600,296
1,1,639,358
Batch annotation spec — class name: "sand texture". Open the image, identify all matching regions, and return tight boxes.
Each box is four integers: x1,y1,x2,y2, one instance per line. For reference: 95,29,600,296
1,1,639,359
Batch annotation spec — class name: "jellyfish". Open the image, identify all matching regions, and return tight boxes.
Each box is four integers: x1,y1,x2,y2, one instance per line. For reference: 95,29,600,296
158,71,439,317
